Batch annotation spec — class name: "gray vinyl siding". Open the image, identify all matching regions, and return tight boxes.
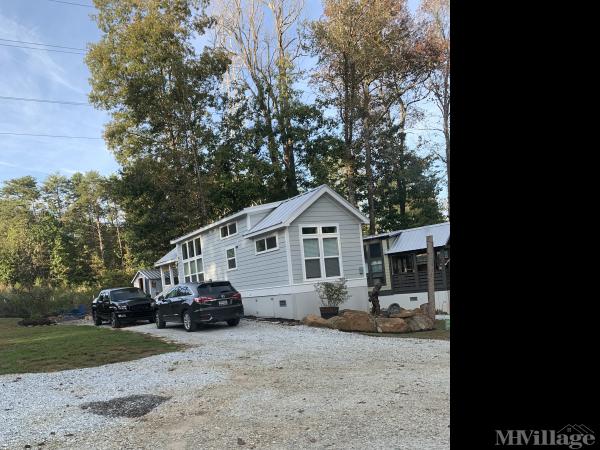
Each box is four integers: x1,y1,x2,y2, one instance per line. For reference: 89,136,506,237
288,193,365,284
176,215,290,290
248,211,271,228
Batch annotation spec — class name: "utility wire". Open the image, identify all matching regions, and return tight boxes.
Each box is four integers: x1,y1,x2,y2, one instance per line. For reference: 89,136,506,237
0,95,89,106
0,132,101,140
0,38,85,52
46,0,95,7
0,42,85,55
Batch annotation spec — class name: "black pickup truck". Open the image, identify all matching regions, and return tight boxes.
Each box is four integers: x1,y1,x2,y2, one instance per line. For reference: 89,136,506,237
91,287,155,328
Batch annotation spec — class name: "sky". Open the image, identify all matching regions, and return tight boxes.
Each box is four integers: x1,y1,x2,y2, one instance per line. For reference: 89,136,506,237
0,0,444,200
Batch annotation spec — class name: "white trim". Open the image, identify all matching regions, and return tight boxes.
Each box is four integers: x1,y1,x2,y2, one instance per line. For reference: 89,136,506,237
225,245,237,271
254,233,279,255
298,223,344,282
154,258,177,268
239,277,367,297
219,221,238,240
284,228,294,285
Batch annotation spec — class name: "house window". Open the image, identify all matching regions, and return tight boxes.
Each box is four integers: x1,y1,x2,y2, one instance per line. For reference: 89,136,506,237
182,237,203,283
392,254,414,274
364,241,384,287
300,225,341,280
220,222,237,239
226,247,237,270
164,270,171,285
255,234,278,254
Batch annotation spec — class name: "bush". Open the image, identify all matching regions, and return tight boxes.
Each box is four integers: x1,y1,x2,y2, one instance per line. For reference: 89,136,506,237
0,285,96,319
314,278,350,307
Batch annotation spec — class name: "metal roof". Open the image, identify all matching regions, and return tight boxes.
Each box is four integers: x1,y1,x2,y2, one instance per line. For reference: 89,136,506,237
244,186,326,236
131,268,161,283
385,222,450,254
244,185,368,237
154,248,177,267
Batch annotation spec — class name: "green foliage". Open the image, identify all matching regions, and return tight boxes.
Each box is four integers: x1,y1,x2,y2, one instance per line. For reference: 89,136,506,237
314,278,350,307
0,285,96,319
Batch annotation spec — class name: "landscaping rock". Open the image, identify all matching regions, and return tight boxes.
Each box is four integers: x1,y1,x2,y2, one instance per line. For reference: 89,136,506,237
375,317,409,333
301,314,331,328
390,310,419,319
405,314,435,332
327,310,377,332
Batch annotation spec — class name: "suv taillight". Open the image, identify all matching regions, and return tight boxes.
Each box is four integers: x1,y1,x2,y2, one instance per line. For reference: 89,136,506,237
193,296,214,304
231,292,241,300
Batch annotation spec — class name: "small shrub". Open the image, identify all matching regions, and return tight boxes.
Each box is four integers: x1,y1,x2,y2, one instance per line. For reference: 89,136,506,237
314,278,349,307
0,285,95,319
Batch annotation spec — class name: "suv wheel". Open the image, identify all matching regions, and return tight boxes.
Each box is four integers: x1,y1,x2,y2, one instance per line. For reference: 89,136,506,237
111,313,121,328
227,318,240,327
183,311,197,332
92,311,102,326
155,311,166,329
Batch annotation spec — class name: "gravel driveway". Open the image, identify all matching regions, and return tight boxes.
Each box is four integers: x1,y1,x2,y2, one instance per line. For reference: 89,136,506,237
0,319,449,449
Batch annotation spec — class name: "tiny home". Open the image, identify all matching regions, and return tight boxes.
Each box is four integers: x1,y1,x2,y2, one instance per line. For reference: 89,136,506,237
154,247,179,295
131,268,162,298
169,185,369,320
363,222,450,313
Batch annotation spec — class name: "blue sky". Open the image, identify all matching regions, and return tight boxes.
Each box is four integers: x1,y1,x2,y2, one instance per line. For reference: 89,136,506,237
0,0,444,201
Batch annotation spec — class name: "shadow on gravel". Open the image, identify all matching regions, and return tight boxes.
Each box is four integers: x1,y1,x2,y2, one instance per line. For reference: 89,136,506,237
81,394,171,418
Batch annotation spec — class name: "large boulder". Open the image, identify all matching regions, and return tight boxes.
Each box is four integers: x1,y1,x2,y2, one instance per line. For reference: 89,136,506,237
375,317,409,333
302,314,331,329
405,314,435,332
390,309,419,319
327,310,377,332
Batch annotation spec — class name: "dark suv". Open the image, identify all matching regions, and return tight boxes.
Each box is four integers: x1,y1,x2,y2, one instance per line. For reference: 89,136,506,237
92,287,154,328
154,281,244,332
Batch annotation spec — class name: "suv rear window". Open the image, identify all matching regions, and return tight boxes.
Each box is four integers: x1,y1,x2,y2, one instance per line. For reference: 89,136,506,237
196,282,237,297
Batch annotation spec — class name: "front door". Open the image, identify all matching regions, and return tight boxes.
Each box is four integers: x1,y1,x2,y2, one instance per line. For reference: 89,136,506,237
138,278,144,292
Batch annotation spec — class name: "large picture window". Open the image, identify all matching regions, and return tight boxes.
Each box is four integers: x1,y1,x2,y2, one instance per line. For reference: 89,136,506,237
300,225,342,280
182,237,203,282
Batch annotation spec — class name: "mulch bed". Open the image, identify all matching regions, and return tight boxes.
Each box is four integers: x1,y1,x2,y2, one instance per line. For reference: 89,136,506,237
17,318,57,327
243,316,301,326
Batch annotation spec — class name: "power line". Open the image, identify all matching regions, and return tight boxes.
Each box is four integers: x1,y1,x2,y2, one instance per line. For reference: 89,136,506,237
0,42,85,55
0,38,85,52
0,132,101,140
0,95,89,106
46,0,95,7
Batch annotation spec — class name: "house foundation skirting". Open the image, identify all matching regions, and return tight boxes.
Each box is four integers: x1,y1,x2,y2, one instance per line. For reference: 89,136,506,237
240,278,368,321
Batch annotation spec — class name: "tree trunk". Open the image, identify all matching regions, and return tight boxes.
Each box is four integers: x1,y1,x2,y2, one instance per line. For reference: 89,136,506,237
342,55,357,205
363,88,376,234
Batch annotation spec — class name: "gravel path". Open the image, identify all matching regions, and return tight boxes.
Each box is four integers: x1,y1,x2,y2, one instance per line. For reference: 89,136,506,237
0,319,449,449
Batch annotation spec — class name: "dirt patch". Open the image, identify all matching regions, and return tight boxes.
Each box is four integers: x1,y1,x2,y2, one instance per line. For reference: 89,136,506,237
81,394,171,418
17,318,56,327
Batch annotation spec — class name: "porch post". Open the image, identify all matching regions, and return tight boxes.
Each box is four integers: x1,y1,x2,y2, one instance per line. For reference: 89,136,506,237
160,266,165,290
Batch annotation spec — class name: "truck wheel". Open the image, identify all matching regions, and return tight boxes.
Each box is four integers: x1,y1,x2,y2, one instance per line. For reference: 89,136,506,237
227,318,240,327
183,311,197,332
155,311,166,329
111,313,121,328
93,311,102,326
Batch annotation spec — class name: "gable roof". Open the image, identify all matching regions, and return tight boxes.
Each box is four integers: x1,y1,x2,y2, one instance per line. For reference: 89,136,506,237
385,222,450,254
131,268,161,283
170,184,367,244
154,248,177,267
243,185,368,238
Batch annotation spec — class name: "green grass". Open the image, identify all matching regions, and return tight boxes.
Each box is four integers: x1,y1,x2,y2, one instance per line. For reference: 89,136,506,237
0,318,183,375
363,320,450,341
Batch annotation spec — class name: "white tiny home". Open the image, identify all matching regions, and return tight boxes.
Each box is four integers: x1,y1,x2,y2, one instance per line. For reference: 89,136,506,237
169,185,369,320
131,268,162,298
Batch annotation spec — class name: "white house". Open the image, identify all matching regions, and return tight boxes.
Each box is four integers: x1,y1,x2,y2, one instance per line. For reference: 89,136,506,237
169,184,369,320
363,222,450,313
131,268,162,298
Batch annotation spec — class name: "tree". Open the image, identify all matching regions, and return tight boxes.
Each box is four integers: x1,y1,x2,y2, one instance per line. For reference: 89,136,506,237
421,0,450,215
307,0,439,233
213,0,306,197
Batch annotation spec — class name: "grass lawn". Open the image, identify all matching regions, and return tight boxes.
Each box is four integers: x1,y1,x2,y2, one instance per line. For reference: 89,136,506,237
0,318,183,375
363,320,450,341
